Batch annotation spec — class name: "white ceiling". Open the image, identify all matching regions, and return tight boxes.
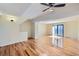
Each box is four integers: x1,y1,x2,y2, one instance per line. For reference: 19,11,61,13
33,3,79,22
21,3,47,19
0,3,47,19
37,15,79,24
0,3,79,23
0,3,31,16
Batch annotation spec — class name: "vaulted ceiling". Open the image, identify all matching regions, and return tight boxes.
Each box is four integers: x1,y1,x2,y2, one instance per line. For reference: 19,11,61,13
0,3,47,19
0,3,30,16
0,3,79,23
33,3,79,22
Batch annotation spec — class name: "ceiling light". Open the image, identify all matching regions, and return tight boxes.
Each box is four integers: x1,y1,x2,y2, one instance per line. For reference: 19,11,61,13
49,9,54,12
43,9,54,12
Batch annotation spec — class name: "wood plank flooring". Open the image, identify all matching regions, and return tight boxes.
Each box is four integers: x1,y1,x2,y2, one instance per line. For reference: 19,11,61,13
0,36,79,56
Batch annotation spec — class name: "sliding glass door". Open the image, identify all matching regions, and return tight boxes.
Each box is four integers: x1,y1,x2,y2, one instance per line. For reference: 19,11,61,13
53,24,64,37
52,24,64,48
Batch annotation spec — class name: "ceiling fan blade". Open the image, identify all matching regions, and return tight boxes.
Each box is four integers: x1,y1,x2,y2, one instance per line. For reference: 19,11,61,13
42,7,50,12
41,3,66,12
41,3,49,6
54,4,66,7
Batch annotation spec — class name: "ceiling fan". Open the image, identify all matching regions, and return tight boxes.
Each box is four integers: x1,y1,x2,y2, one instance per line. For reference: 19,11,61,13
40,3,66,12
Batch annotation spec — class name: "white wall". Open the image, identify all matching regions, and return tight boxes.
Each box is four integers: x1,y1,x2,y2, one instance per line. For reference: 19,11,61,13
0,15,19,42
20,20,33,37
0,15,27,46
46,24,52,35
64,20,78,40
35,22,47,39
45,19,79,40
77,20,79,40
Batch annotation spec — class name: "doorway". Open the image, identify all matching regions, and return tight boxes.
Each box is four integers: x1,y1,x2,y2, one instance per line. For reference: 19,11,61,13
52,24,64,48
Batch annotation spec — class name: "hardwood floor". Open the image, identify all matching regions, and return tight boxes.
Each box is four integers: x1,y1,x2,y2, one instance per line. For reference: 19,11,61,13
0,36,79,56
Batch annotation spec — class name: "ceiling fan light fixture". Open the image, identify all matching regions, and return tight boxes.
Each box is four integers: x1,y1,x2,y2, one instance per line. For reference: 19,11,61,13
49,9,54,12
41,3,66,12
43,9,54,12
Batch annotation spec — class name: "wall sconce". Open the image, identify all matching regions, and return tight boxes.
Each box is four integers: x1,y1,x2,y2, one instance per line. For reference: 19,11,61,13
10,17,15,22
10,19,14,22
7,15,16,22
